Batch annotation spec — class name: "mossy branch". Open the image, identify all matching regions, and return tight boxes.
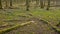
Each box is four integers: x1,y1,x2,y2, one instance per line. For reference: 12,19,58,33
39,18,60,34
0,21,32,34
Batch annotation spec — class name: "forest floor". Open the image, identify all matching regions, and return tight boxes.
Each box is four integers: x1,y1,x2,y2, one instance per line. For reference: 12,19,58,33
0,8,60,34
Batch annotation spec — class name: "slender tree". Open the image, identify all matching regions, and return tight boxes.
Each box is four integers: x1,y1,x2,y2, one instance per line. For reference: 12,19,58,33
9,0,13,8
43,0,45,6
46,0,50,10
40,0,44,8
36,0,39,7
0,0,2,9
26,0,29,11
5,0,8,8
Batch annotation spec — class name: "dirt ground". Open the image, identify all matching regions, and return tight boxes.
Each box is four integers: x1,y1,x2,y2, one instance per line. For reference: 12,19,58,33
3,17,58,34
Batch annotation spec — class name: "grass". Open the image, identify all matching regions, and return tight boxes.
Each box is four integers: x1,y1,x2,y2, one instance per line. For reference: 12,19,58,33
30,9,60,26
0,8,60,34
30,9,60,34
0,21,32,34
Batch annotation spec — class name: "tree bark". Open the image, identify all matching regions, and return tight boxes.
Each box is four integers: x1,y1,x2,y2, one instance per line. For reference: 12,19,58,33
43,0,45,6
46,0,50,10
26,0,29,11
40,0,44,8
9,0,13,8
36,0,39,7
0,0,2,9
5,0,8,8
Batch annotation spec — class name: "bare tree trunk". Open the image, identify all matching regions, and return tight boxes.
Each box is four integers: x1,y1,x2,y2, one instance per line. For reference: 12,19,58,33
9,0,13,8
5,0,8,8
43,0,45,6
36,0,39,7
26,0,29,11
46,0,50,10
0,0,2,9
40,0,44,8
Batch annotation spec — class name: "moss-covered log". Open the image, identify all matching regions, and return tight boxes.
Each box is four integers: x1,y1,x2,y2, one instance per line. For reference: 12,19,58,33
0,21,32,34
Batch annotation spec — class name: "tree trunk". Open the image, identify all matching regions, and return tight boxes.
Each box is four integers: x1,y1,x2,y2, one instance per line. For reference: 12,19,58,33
26,0,29,11
5,0,8,8
36,0,39,7
9,0,13,8
40,0,44,8
43,0,45,6
46,0,50,10
0,0,2,9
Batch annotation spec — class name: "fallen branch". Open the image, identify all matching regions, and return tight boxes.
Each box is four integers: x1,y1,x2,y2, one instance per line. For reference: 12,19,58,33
39,18,60,34
32,16,60,34
0,21,32,34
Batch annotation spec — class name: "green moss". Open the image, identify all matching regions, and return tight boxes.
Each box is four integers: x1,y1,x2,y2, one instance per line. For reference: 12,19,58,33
0,21,31,34
30,9,60,25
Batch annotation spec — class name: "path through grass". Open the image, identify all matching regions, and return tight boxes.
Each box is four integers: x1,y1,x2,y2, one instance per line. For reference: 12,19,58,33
0,8,60,34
